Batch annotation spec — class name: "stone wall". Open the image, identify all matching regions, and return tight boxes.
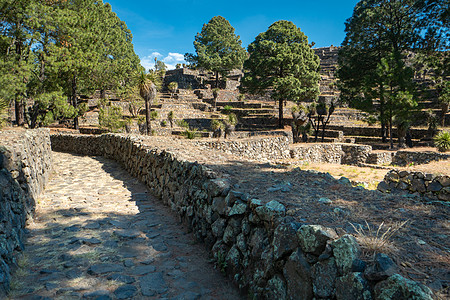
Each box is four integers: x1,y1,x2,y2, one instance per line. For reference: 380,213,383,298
290,143,372,165
0,129,52,295
392,150,450,166
50,133,434,299
367,152,393,165
377,170,450,201
194,136,291,161
290,143,343,163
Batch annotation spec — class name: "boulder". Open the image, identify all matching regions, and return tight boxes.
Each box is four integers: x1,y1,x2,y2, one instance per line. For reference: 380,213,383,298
283,249,313,300
331,235,360,275
336,272,372,300
312,258,338,298
374,274,433,300
297,225,338,256
254,200,286,222
272,222,301,260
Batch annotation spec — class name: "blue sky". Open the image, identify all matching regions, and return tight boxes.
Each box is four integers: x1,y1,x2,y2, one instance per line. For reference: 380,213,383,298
105,0,359,70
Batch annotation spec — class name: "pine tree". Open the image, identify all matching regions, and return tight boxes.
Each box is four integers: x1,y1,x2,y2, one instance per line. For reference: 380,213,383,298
186,16,247,88
337,0,419,146
241,20,320,128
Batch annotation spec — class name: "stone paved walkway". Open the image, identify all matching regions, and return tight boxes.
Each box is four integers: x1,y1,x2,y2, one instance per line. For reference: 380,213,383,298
9,152,241,300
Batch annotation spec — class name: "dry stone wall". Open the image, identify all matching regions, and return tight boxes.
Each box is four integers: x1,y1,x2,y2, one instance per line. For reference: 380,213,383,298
392,150,450,166
0,129,52,296
51,133,434,299
378,170,450,201
290,143,372,166
194,136,291,161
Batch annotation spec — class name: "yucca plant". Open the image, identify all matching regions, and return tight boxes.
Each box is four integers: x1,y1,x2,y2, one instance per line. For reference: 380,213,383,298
434,131,450,152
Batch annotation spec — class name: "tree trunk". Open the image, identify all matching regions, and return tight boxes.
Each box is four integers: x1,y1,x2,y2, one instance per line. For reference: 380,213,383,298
14,98,25,126
379,84,387,143
389,116,393,149
100,89,106,99
144,96,151,135
278,99,284,128
71,75,79,129
442,103,448,127
215,71,219,88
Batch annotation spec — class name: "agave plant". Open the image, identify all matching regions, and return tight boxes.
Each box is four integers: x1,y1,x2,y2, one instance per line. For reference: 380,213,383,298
434,131,450,152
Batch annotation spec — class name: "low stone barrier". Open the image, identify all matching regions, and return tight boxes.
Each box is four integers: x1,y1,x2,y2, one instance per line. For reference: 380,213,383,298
194,136,291,161
51,133,434,299
367,152,393,165
290,143,372,165
290,143,343,163
0,129,52,295
392,150,450,166
378,170,450,201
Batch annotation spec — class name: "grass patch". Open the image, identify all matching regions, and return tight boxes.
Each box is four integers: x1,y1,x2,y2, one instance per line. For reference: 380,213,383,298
350,220,409,259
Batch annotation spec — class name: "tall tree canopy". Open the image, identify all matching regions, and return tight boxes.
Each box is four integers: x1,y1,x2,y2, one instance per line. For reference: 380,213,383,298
185,16,247,88
241,20,320,128
0,0,141,128
337,0,420,146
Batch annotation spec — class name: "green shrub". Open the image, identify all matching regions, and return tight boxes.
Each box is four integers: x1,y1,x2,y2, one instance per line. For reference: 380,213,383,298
99,105,123,132
210,119,224,131
150,110,159,120
227,113,237,126
434,131,450,152
364,115,378,126
223,105,233,113
183,128,198,139
177,119,189,128
137,116,145,125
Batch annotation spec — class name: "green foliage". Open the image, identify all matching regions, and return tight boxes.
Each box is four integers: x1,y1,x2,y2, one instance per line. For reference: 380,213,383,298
227,113,238,126
238,93,245,101
168,82,178,93
216,251,228,275
434,131,450,152
241,20,320,127
99,105,123,132
150,110,159,120
0,98,9,128
183,128,198,139
168,111,174,121
160,120,167,127
137,70,157,135
439,81,450,105
137,116,146,125
177,120,189,129
364,115,378,126
222,105,233,113
28,91,78,128
337,0,420,143
291,104,307,114
155,60,166,71
0,0,141,128
186,16,246,87
210,119,224,131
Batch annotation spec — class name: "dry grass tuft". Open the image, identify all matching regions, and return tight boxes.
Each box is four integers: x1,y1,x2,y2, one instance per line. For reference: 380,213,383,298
350,220,409,259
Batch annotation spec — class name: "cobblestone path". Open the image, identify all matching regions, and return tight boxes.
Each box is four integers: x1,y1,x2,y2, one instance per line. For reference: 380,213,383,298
9,152,241,300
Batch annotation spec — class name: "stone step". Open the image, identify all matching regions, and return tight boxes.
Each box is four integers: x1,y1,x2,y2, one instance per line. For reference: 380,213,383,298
222,108,277,116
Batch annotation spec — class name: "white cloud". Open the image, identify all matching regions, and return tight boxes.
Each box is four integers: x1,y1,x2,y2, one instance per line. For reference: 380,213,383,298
140,52,186,71
140,56,155,71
